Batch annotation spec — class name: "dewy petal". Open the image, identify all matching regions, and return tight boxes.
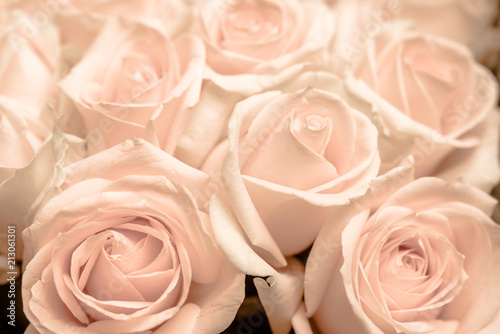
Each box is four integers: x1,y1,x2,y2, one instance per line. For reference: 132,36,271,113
291,109,333,157
240,90,340,191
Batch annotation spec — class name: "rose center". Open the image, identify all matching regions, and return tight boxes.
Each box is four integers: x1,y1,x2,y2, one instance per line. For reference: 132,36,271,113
107,232,133,255
291,103,333,156
362,224,468,323
221,1,281,43
117,54,163,102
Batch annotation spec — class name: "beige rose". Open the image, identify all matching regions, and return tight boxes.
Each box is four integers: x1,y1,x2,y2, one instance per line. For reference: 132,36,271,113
306,177,500,334
204,72,390,259
22,139,244,334
192,0,334,75
352,27,500,191
58,19,205,153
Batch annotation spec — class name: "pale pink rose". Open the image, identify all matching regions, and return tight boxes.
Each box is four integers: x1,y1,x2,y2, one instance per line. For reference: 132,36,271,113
58,19,205,153
22,139,244,334
40,0,190,71
192,0,334,75
306,177,500,334
352,28,500,191
204,71,384,259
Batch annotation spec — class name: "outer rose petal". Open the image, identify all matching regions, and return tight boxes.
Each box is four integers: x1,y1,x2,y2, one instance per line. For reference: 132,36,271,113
0,98,46,181
0,126,66,262
434,109,500,191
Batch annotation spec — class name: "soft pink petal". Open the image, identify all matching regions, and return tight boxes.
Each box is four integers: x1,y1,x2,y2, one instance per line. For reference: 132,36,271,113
255,257,304,334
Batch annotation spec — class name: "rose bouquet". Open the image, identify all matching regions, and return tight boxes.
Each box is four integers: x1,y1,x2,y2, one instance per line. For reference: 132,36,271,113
1,0,500,333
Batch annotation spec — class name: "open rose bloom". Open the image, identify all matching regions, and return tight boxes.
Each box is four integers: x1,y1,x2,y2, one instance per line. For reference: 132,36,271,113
21,140,244,334
351,26,500,192
58,18,205,152
305,178,500,333
1,0,500,333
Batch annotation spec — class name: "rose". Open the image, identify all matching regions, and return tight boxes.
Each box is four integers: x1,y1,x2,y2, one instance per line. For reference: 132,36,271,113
192,0,334,75
203,71,389,261
305,177,500,334
352,27,500,191
22,139,244,334
58,18,205,153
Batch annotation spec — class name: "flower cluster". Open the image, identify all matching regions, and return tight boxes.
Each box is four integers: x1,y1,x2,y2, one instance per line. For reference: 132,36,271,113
1,0,500,333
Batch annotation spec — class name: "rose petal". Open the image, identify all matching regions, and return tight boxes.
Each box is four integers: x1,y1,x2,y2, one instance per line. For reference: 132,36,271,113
209,194,280,276
255,257,304,334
